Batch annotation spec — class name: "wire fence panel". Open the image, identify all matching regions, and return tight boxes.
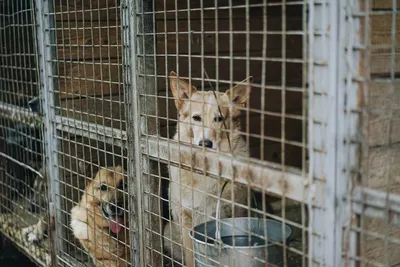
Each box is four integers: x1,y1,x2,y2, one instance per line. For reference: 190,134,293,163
347,0,400,266
129,0,309,266
39,0,129,266
0,0,398,267
0,0,52,265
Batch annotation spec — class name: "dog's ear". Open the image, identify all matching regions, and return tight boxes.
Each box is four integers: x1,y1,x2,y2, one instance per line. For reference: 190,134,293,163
169,71,197,110
225,76,252,106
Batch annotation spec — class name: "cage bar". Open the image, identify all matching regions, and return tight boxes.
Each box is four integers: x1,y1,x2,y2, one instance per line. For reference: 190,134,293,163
35,0,60,263
0,1,397,267
121,0,144,265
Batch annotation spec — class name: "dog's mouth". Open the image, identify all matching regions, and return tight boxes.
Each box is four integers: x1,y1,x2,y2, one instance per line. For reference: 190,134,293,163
101,202,125,234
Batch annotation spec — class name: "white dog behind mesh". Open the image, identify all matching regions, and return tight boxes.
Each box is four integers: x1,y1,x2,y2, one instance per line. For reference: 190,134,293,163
21,160,93,243
21,165,50,243
163,71,252,267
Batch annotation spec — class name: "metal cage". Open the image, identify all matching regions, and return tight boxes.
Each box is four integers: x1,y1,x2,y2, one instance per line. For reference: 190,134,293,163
0,0,398,267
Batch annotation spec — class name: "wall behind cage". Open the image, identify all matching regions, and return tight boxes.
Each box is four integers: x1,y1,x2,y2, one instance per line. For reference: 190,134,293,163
54,0,124,129
153,0,306,168
0,1,38,107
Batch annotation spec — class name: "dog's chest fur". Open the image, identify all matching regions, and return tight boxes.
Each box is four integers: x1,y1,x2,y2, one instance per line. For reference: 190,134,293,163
169,130,249,224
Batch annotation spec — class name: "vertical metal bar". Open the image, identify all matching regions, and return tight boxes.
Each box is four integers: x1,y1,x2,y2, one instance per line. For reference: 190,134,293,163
35,0,60,265
308,0,339,266
123,0,160,265
309,0,364,266
121,0,143,265
139,0,162,265
337,0,365,265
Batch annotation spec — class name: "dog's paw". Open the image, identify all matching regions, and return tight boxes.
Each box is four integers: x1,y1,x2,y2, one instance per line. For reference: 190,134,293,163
70,218,88,240
45,254,51,266
21,224,45,243
21,226,31,235
27,231,40,242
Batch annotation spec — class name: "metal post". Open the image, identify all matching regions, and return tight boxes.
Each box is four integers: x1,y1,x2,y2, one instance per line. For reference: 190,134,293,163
308,0,362,266
121,0,144,265
133,0,163,264
308,0,340,266
35,0,60,265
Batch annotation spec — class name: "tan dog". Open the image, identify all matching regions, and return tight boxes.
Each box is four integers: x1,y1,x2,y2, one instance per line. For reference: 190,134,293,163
70,166,130,267
163,71,252,267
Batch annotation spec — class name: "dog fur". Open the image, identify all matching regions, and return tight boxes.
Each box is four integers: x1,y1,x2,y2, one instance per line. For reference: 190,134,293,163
163,71,252,266
21,165,52,243
70,166,130,267
22,160,94,243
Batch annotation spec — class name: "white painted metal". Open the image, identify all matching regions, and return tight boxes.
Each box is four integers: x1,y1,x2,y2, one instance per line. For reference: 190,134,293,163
352,186,400,225
308,0,340,266
143,136,306,202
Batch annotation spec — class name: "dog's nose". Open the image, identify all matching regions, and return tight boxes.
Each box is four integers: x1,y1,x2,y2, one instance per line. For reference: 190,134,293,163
109,203,124,216
199,139,213,148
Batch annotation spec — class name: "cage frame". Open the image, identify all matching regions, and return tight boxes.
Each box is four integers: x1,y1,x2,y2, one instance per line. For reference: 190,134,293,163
0,0,398,266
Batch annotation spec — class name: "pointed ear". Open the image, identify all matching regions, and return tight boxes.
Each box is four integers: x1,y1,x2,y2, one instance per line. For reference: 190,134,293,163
225,76,252,106
169,71,197,110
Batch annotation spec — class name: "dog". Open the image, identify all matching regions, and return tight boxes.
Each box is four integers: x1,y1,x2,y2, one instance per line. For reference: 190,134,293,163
21,160,94,243
70,166,130,267
163,71,252,267
21,164,53,243
1,122,42,213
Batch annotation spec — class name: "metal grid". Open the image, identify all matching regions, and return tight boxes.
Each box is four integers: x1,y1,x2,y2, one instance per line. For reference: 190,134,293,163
346,0,400,266
0,0,51,265
308,0,400,266
38,0,130,266
125,0,309,266
0,0,398,267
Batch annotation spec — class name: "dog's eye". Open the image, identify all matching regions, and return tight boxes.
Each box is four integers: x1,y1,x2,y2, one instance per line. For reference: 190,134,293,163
214,115,224,122
192,115,202,122
99,184,108,191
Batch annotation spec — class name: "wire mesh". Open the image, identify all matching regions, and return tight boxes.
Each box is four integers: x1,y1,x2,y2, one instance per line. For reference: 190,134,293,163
128,0,309,266
346,0,400,266
2,0,398,267
0,0,51,265
40,0,129,266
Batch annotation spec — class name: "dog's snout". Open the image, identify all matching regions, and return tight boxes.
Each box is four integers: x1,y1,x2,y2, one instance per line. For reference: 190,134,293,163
199,139,213,148
109,203,118,214
109,203,124,216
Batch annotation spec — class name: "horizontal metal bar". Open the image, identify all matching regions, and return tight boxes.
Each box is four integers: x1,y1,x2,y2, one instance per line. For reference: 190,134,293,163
0,103,312,203
352,186,400,225
57,254,89,267
0,102,128,147
0,102,41,126
54,116,127,147
141,136,308,203
0,151,42,177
